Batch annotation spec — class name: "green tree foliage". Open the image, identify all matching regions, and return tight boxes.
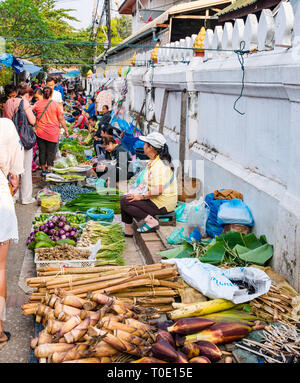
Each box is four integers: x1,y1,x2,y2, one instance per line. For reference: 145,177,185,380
0,0,133,72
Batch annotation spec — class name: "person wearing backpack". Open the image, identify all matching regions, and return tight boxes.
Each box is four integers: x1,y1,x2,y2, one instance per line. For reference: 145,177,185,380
3,83,36,205
33,87,69,177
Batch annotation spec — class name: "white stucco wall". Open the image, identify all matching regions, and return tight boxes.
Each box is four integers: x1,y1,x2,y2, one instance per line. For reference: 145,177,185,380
93,2,300,291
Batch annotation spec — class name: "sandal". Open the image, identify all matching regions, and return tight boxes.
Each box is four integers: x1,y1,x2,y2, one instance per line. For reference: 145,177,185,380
0,331,11,344
138,223,159,233
123,233,134,238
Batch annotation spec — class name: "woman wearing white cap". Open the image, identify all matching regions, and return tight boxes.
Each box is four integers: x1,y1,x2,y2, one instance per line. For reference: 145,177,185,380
121,132,178,236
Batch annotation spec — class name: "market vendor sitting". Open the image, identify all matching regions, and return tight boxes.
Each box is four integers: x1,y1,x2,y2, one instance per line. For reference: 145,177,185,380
120,132,177,236
95,136,134,188
83,96,96,118
71,109,89,130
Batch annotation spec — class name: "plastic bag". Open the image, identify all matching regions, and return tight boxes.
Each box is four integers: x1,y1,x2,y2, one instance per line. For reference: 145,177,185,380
205,193,227,238
41,195,62,213
36,188,60,206
167,228,188,245
65,154,78,168
54,157,69,169
187,198,210,237
217,199,254,226
163,258,271,304
175,203,193,223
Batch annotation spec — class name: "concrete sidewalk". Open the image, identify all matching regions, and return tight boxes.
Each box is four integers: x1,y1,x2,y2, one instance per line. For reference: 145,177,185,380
0,202,37,363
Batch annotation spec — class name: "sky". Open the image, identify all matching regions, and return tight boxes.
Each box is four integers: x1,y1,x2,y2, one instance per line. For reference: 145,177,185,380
55,0,95,30
54,0,119,31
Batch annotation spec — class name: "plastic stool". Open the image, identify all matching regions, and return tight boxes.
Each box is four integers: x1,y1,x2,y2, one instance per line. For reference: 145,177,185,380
154,211,177,227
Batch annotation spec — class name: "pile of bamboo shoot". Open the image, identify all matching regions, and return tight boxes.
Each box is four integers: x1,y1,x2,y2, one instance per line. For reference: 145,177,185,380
23,291,157,363
25,263,183,313
250,284,300,322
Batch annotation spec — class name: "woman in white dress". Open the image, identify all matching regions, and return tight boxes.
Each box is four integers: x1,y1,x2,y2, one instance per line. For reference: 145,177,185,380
0,118,24,343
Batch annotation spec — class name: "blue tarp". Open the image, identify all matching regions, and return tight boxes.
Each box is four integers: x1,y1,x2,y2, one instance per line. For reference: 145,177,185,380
0,53,24,74
22,63,42,77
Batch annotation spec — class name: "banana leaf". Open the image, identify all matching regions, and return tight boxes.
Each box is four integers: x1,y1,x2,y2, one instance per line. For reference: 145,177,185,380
159,242,194,259
234,243,273,266
199,241,226,264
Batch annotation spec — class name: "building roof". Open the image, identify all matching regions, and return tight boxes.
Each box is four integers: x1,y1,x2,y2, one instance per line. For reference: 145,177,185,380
96,0,231,63
215,0,257,16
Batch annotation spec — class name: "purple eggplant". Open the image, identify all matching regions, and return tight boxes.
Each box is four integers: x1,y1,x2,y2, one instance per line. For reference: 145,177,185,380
59,229,65,236
48,222,55,229
59,215,66,222
48,229,54,236
69,230,76,237
63,225,71,233
34,228,39,234
61,235,67,240
58,222,64,228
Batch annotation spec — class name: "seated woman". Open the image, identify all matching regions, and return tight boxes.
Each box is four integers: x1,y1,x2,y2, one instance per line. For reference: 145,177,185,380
120,132,177,236
71,109,89,130
83,97,96,118
95,136,133,188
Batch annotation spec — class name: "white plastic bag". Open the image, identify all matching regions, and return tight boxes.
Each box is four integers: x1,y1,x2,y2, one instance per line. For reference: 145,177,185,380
187,197,210,237
163,258,271,304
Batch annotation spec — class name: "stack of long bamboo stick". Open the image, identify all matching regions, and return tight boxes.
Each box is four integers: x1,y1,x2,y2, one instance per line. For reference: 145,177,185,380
23,291,157,363
25,263,184,313
250,284,300,322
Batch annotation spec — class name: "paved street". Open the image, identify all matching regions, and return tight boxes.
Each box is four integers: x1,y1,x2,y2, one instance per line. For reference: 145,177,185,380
0,202,36,362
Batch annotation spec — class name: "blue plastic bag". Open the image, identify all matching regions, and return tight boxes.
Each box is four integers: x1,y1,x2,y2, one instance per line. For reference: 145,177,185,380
167,228,188,245
217,199,254,226
205,193,227,238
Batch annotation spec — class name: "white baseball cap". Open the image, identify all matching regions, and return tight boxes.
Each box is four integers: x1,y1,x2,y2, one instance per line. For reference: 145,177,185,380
139,132,167,149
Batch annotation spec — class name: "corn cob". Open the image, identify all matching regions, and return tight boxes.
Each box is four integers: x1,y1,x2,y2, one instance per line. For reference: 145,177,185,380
184,323,252,345
167,318,215,335
169,299,236,320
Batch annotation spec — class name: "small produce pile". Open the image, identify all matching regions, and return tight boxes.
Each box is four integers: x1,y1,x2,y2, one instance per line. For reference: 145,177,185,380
27,214,82,250
25,263,183,313
50,185,93,202
36,245,91,261
77,221,126,265
250,283,300,322
235,321,300,363
23,291,158,363
62,189,124,214
133,298,262,364
162,232,273,267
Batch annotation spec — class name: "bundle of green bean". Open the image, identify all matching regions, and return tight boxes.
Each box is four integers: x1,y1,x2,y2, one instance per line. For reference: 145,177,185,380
62,189,123,213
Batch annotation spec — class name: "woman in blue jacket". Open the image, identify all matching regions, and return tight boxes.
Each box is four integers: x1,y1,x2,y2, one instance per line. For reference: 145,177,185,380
83,97,96,117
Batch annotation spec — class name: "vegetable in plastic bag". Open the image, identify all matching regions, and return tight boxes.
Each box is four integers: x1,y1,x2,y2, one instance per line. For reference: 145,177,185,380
54,157,69,169
65,154,78,167
41,195,62,213
217,199,254,226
